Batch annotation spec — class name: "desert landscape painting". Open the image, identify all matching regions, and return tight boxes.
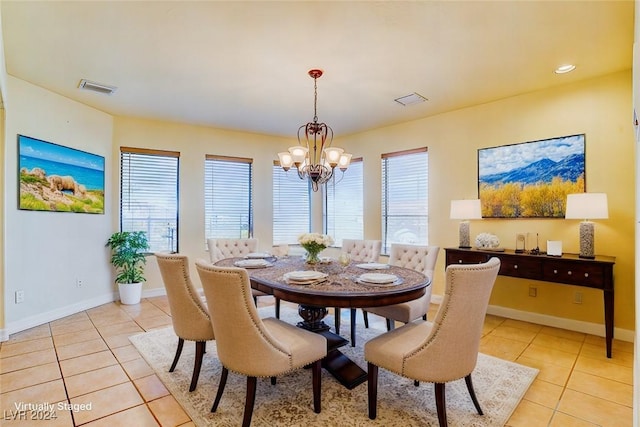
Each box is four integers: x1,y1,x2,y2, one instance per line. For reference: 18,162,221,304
18,135,105,214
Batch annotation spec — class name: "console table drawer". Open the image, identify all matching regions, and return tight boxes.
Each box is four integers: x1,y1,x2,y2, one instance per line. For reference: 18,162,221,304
542,262,604,288
499,257,542,280
446,251,488,265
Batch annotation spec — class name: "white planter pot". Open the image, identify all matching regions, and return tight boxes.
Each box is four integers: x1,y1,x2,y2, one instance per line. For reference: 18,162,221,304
118,282,143,305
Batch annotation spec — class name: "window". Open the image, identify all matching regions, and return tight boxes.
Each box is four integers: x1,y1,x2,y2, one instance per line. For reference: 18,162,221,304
324,159,364,246
273,163,310,244
120,147,179,253
204,155,253,240
381,147,428,254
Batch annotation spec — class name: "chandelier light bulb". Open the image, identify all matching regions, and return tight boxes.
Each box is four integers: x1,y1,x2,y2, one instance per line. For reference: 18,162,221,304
324,147,344,167
277,152,294,170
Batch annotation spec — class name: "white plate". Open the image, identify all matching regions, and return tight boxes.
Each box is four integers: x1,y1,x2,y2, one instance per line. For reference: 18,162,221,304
245,252,272,259
356,263,390,270
234,259,272,268
358,273,398,284
283,271,327,281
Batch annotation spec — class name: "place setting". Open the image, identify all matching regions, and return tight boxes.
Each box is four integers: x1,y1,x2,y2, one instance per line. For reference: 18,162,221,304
355,272,402,287
233,258,274,269
282,270,328,286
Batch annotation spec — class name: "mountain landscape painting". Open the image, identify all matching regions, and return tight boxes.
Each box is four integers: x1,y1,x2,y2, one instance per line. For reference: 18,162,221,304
19,135,105,214
478,134,585,218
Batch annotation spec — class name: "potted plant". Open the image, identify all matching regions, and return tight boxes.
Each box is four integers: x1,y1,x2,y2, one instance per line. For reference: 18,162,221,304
106,231,149,305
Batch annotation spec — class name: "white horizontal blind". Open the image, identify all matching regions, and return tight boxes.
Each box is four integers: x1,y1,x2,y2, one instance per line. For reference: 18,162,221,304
273,165,310,244
120,147,179,253
324,159,364,246
204,155,252,240
381,148,429,254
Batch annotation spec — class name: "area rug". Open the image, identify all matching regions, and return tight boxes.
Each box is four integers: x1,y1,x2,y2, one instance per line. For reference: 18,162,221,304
130,306,537,427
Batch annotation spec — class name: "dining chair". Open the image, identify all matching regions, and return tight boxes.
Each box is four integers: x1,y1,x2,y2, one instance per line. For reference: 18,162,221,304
364,257,500,426
155,253,215,392
195,260,327,427
207,238,280,318
334,238,381,346
363,244,439,331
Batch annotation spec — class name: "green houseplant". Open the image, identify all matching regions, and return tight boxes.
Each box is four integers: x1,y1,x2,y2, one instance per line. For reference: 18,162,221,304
106,231,149,304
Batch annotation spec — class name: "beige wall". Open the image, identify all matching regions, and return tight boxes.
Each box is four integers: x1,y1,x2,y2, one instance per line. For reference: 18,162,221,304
3,76,114,334
343,70,635,332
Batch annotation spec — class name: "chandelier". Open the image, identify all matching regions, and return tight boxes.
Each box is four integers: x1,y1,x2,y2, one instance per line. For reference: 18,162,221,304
278,69,352,192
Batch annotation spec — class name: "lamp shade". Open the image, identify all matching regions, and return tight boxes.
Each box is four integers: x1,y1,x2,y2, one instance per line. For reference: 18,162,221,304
565,193,609,220
450,199,482,220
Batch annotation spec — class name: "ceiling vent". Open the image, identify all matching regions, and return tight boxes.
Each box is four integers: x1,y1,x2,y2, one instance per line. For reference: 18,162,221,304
78,79,117,95
394,92,428,106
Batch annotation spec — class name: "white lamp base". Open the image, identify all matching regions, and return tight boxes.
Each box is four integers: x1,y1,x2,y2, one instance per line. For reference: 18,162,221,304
459,221,471,248
579,221,595,259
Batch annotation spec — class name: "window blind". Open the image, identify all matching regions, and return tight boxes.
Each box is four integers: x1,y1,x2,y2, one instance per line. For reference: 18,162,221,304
120,147,180,253
204,155,253,240
273,164,310,244
324,158,364,246
381,148,429,254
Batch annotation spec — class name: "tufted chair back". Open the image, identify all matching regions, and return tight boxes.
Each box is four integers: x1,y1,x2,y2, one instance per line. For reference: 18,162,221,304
207,238,258,262
342,239,382,262
389,244,439,302
363,244,439,328
389,244,439,275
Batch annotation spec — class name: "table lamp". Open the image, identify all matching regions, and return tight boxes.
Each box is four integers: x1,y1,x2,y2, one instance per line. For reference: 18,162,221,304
450,199,482,248
565,193,608,259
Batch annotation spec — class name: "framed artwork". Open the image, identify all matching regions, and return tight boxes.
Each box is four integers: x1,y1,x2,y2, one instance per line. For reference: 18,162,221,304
478,134,585,218
18,134,105,214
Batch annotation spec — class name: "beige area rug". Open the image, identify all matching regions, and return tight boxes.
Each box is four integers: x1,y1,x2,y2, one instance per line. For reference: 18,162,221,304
130,306,537,427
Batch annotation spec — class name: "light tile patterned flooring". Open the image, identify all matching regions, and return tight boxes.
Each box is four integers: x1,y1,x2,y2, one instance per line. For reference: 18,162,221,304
0,296,633,426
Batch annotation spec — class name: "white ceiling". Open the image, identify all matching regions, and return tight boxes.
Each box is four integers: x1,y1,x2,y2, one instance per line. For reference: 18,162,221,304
1,1,634,138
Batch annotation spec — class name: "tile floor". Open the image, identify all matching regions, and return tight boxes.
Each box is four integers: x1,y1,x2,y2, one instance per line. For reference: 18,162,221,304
0,296,634,426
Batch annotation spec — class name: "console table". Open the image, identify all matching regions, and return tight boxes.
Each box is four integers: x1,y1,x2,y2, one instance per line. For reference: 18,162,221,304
445,248,616,358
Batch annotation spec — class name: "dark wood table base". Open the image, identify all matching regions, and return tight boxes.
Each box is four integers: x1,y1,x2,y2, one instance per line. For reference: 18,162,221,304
298,304,368,389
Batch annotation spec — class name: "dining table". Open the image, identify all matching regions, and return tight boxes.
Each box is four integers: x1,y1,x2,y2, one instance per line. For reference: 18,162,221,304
215,255,431,389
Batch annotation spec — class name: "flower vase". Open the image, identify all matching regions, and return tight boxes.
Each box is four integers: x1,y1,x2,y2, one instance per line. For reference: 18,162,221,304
305,250,321,265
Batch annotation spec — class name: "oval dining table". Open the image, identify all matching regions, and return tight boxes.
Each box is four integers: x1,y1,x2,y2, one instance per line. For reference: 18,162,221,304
215,255,431,389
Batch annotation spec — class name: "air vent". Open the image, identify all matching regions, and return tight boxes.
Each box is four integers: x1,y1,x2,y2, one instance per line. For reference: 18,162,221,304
394,92,428,106
78,79,117,95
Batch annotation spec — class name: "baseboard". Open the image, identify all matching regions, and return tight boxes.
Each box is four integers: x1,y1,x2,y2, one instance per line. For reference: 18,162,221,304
430,294,634,343
142,287,167,299
3,292,119,341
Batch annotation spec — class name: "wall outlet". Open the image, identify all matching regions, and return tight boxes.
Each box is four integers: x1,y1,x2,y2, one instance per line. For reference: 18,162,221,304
76,278,83,288
573,291,583,304
528,286,537,297
15,290,24,304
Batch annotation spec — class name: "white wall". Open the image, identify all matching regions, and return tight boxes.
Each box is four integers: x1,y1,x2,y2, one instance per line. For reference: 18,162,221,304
3,76,114,335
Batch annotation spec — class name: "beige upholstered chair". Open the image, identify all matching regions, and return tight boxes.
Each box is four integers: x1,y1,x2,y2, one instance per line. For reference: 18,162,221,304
334,239,382,346
207,238,280,318
195,261,327,427
155,253,215,392
364,244,439,330
365,258,500,426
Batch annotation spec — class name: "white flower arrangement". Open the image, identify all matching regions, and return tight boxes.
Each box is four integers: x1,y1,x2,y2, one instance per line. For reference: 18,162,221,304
298,233,334,252
475,232,500,249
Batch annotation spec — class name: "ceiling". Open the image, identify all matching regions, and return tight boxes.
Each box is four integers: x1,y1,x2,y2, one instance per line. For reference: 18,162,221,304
0,1,634,139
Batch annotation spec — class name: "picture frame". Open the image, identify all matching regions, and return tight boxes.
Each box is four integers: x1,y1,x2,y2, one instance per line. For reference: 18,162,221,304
18,134,105,214
478,134,585,218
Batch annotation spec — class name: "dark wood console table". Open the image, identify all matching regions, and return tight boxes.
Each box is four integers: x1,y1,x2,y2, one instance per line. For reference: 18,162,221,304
445,248,615,358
